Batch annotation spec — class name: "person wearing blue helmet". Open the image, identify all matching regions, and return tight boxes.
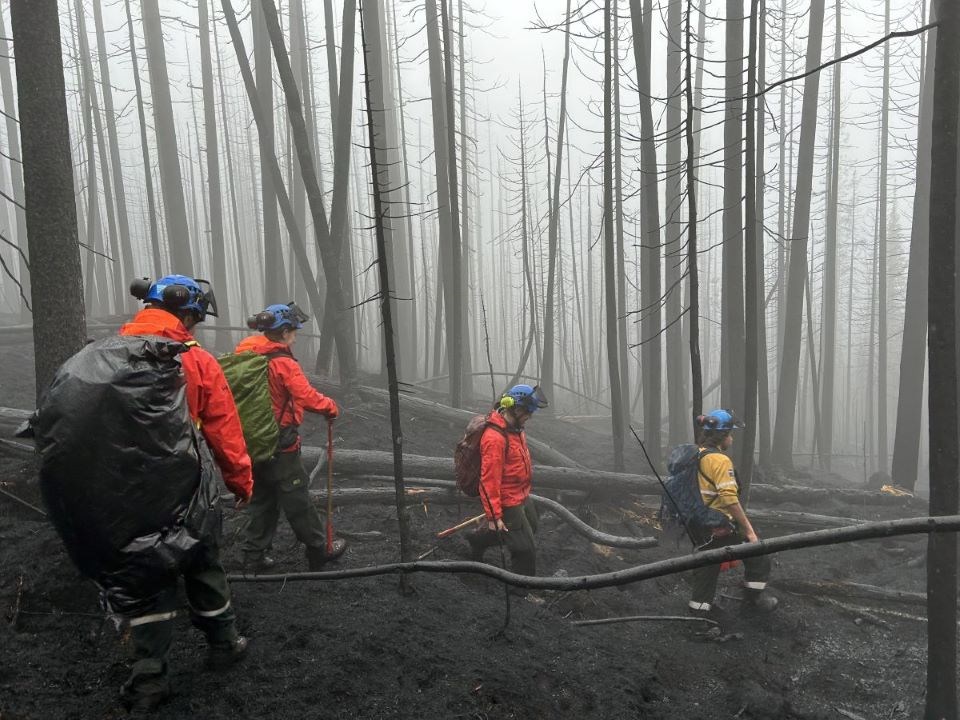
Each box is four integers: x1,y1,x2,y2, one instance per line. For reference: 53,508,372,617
466,384,548,576
688,409,777,619
235,302,345,572
118,275,251,710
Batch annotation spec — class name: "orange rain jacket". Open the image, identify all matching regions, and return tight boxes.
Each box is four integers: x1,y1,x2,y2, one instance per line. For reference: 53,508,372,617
119,308,253,500
234,334,339,452
478,410,533,520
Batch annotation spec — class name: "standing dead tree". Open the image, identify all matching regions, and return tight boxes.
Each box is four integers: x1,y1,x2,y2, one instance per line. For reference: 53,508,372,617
221,0,360,390
603,0,625,471
11,0,87,399
252,0,359,388
141,0,193,273
359,0,410,563
925,0,960,715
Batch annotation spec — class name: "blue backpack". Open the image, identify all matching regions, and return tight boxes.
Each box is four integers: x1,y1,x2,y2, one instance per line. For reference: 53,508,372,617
658,444,736,547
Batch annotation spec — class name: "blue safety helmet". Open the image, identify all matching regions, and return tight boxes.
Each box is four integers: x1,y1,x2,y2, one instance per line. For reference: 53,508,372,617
500,384,549,413
699,408,745,432
130,274,218,321
247,302,310,332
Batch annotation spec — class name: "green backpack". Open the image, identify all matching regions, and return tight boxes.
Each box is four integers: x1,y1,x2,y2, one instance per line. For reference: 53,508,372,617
219,350,290,463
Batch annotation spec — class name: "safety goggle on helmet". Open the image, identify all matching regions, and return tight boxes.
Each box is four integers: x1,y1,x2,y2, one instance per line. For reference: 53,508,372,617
697,408,745,432
247,301,310,332
130,275,219,320
499,384,549,413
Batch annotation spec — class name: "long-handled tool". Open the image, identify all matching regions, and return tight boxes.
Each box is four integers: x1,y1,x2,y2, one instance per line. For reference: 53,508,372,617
436,513,486,539
326,420,335,555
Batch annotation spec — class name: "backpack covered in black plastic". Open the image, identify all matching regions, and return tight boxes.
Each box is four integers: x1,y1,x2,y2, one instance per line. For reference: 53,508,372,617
34,335,221,618
658,443,736,546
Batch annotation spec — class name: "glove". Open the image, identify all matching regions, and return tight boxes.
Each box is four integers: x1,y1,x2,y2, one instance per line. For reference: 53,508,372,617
326,402,339,420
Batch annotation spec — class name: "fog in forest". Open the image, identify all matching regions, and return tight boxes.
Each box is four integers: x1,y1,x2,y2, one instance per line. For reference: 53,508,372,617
0,0,933,485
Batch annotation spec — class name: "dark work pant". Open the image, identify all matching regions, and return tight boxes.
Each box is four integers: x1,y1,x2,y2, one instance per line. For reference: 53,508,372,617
127,543,238,688
689,531,772,609
242,449,327,561
472,497,539,576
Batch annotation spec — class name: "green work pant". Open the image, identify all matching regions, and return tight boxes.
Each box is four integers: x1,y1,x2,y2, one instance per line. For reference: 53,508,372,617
127,543,238,689
242,449,327,562
472,497,539,576
689,530,772,608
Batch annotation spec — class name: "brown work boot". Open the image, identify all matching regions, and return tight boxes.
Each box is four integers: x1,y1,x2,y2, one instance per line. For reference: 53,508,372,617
207,635,249,670
306,540,347,570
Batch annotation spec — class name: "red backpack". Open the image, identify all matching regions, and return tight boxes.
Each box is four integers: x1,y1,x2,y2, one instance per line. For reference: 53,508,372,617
454,415,509,497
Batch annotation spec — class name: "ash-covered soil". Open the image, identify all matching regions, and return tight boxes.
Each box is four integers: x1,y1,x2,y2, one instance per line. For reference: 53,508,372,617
0,340,928,719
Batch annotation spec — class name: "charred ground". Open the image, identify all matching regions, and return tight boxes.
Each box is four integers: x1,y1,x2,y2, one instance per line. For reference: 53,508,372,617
0,348,928,720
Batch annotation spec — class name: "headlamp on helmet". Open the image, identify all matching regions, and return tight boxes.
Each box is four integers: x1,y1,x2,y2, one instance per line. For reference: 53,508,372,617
697,408,745,432
247,301,310,332
131,275,218,321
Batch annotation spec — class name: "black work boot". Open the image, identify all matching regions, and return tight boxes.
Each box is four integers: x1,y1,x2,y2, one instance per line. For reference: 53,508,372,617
306,540,347,571
743,588,779,613
120,670,171,713
207,636,249,670
466,531,487,562
242,554,276,574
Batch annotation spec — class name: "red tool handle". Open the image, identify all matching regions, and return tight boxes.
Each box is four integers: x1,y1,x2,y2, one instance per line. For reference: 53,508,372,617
326,420,334,554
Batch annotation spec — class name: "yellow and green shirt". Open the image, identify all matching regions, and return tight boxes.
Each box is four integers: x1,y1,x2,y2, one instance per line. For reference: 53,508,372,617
697,448,740,520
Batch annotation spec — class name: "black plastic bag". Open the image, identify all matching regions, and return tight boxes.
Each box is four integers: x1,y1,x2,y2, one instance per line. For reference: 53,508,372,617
35,335,221,617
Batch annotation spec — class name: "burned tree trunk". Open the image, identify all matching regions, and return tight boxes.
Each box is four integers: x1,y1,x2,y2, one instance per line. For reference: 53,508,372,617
891,13,935,492
540,0,572,404
249,0,359,386
198,0,231,344
359,0,410,562
925,0,960,715
603,0,625,471
628,0,663,462
771,0,825,468
664,0,687,444
123,0,162,275
252,0,287,301
0,10,28,319
92,0,135,309
820,0,842,471
11,0,86,399
141,0,193,272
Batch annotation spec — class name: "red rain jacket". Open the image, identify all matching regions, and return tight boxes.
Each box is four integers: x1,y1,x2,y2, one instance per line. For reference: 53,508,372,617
478,410,533,520
119,308,253,500
234,335,338,452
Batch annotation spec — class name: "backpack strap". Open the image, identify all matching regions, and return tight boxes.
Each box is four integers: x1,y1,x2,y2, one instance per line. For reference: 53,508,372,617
483,422,511,465
263,350,296,429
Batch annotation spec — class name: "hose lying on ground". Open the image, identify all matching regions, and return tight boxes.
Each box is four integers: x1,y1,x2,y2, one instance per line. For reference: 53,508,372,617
227,515,960,590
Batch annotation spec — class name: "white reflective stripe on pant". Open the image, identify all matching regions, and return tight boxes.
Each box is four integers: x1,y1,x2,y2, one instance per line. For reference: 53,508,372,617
189,600,231,618
744,581,767,590
688,600,712,611
128,611,178,627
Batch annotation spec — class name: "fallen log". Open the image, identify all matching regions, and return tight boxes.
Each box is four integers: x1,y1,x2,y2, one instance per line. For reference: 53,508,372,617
346,385,585,469
225,515,960,590
299,447,923,509
747,509,868,529
773,578,926,607
308,483,657,550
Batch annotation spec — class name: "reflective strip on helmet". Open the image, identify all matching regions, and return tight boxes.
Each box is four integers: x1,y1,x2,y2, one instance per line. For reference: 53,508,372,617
189,600,232,618
128,611,178,627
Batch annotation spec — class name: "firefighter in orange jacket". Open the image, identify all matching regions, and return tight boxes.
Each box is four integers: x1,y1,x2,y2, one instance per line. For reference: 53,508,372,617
118,274,252,711
467,384,548,576
237,302,346,572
